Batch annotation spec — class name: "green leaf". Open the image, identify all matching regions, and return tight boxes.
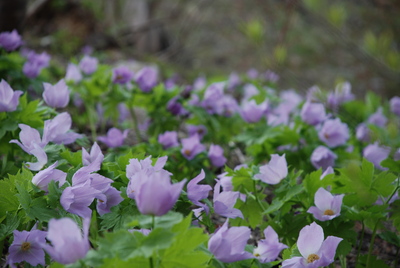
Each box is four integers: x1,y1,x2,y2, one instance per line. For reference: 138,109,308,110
0,178,19,219
0,213,20,240
60,149,83,166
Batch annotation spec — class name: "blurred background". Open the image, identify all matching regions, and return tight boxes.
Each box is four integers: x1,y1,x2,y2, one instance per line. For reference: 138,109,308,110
1,0,399,97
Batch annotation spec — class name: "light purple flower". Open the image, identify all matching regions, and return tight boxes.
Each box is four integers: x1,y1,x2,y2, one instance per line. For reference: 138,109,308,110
318,118,349,148
98,128,129,148
96,186,124,216
281,222,342,268
240,100,267,123
213,180,243,219
300,101,326,126
320,166,334,180
32,161,66,191
218,95,239,117
42,79,70,108
158,131,179,149
208,220,253,263
227,72,241,91
356,123,370,142
279,90,303,114
42,217,91,264
255,154,288,184
242,83,259,101
79,55,98,75
181,134,206,160
0,29,22,51
363,143,390,171
247,68,259,79
23,51,51,79
311,146,337,170
82,142,104,166
43,112,82,145
208,144,227,168
65,63,82,83
307,188,344,221
187,169,212,212
187,124,207,139
0,79,23,112
327,81,354,110
7,229,47,267
201,82,225,114
253,226,288,263
112,66,134,84
264,70,279,82
193,76,206,91
368,107,387,127
130,169,186,216
126,156,169,179
167,96,187,116
135,66,158,93
390,96,400,116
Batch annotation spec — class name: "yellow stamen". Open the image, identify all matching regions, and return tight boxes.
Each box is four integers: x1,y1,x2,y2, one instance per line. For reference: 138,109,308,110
307,253,320,263
324,209,335,215
21,242,31,251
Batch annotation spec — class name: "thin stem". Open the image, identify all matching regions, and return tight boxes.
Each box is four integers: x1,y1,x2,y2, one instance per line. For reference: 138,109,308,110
356,221,365,266
366,219,380,268
253,180,266,211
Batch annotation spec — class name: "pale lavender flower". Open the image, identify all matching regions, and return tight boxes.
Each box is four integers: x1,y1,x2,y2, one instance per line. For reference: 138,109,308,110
300,101,326,126
96,186,124,216
7,230,47,267
327,81,354,110
201,82,225,114
390,96,400,116
356,123,370,142
208,220,253,263
307,188,344,221
82,142,104,167
135,66,158,93
42,79,70,108
247,68,259,79
0,29,22,51
98,128,129,148
158,131,179,149
79,55,98,75
279,90,303,113
368,107,387,127
65,63,82,83
213,180,243,219
311,146,337,170
130,169,186,216
187,124,207,139
281,222,342,268
43,112,82,145
227,72,241,91
240,100,267,123
167,96,188,116
126,156,169,179
318,118,349,148
218,95,239,117
253,226,288,263
130,229,152,236
255,154,288,184
32,161,66,191
208,144,227,168
0,79,23,112
23,51,51,79
264,70,279,82
42,217,91,264
320,166,334,180
242,83,259,101
193,76,206,91
112,66,134,84
187,169,212,212
394,148,400,161
181,134,206,160
363,143,390,171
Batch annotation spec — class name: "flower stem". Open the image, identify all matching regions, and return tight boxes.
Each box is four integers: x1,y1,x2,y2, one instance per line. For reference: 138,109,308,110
355,221,365,266
366,219,380,268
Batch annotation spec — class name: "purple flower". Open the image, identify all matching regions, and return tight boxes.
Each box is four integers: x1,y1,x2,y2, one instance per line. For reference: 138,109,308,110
300,101,326,126
126,156,169,179
363,143,390,171
42,79,70,108
320,166,334,180
208,220,254,263
7,230,47,267
193,76,206,91
187,169,212,212
201,82,225,114
0,79,23,112
135,66,158,93
187,124,207,139
23,51,51,79
311,146,337,171
247,68,259,79
96,186,124,216
79,55,98,75
368,107,387,127
242,83,259,101
318,118,349,148
42,217,90,264
112,66,134,84
208,144,227,168
82,142,104,166
43,112,82,145
32,161,66,191
167,96,187,116
181,134,206,160
227,72,241,91
264,70,279,82
129,169,186,216
281,222,342,268
255,154,288,184
0,29,22,51
356,123,370,142
307,188,344,221
253,226,288,263
240,100,267,123
98,128,129,148
65,63,82,83
213,180,243,219
327,81,354,110
390,96,400,116
158,131,179,149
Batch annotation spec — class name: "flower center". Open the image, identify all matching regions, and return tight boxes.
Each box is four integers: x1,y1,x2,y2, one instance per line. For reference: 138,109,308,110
254,253,260,257
184,149,191,156
324,209,335,215
21,242,31,251
324,133,330,139
307,253,320,263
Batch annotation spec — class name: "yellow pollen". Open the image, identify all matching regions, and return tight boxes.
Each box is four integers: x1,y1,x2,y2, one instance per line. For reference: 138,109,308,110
21,242,31,251
184,149,191,156
324,209,335,215
307,253,320,263
324,133,330,139
254,253,260,257
99,199,104,203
